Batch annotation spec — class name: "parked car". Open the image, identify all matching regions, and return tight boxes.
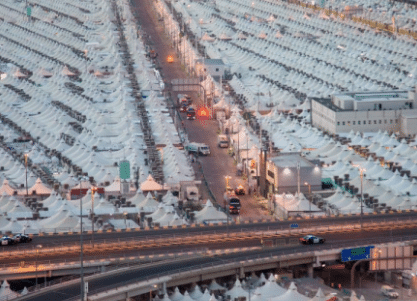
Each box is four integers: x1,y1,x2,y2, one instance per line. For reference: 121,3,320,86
185,142,211,155
235,185,245,195
1,236,16,246
217,134,229,148
299,235,325,245
13,233,32,243
186,107,196,120
180,104,188,112
381,285,399,299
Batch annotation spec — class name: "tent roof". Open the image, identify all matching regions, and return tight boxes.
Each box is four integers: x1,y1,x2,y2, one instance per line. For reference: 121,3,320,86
140,175,163,191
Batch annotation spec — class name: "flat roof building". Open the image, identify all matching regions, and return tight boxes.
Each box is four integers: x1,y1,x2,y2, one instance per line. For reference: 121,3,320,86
265,154,322,194
311,86,417,136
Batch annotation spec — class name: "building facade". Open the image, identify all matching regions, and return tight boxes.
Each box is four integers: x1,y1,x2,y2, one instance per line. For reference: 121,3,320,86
265,154,322,194
311,87,417,135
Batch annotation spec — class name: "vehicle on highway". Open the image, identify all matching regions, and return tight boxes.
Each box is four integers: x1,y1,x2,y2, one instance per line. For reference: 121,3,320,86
186,107,196,120
381,285,399,298
235,184,245,195
1,236,16,246
217,134,229,148
229,197,241,215
180,104,188,112
13,233,32,243
299,235,325,245
185,142,211,155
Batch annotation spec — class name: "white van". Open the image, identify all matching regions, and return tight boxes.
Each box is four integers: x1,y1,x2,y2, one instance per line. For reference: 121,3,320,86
381,285,399,298
185,142,211,155
217,135,229,148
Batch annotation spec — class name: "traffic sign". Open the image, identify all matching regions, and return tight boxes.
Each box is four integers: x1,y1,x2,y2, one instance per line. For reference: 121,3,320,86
290,223,299,229
341,246,374,262
119,160,130,180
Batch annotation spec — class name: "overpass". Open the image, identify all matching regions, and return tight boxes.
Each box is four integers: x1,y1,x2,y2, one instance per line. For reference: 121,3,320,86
2,217,417,281
13,233,417,301
5,210,417,253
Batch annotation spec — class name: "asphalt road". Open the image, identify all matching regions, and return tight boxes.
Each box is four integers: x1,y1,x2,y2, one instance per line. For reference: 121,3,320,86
3,222,417,266
22,226,417,300
2,211,417,256
130,0,268,220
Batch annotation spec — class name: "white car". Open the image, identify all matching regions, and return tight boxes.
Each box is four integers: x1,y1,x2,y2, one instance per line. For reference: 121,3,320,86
299,235,325,245
381,285,399,299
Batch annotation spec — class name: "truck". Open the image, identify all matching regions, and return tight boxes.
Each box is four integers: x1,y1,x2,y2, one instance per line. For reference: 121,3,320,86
217,134,229,148
228,197,241,215
177,94,192,106
185,142,211,155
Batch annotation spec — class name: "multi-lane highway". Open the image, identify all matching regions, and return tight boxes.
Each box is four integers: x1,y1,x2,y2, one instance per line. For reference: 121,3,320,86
3,218,417,268
19,227,417,301
2,212,417,252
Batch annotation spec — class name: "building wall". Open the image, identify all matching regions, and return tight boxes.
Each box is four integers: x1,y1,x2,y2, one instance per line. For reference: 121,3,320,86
354,99,412,111
206,64,225,77
266,163,322,194
311,101,337,133
401,115,417,136
312,99,417,133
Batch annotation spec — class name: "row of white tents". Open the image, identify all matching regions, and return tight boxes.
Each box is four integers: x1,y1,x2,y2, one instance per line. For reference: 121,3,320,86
156,274,365,301
0,0,195,210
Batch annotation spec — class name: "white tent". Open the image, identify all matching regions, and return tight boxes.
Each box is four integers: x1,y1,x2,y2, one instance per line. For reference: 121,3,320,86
193,200,228,224
0,280,20,299
256,275,286,299
208,279,225,292
269,282,309,301
170,287,184,301
226,279,249,300
189,285,203,300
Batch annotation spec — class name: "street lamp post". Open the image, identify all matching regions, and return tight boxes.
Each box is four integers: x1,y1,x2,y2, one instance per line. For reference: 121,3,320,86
91,186,98,248
353,165,366,229
74,176,88,301
304,182,311,218
24,154,28,197
35,244,42,288
123,211,128,228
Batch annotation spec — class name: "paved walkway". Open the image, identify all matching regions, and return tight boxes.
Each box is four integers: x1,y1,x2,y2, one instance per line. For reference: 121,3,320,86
132,0,271,221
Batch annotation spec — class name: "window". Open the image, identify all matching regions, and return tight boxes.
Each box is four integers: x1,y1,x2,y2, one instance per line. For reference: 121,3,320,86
379,104,382,110
384,120,387,124
364,120,366,124
215,68,219,72
348,121,350,125
337,122,340,126
374,120,377,124
379,120,382,124
368,120,372,124
353,121,356,125
390,120,393,124
342,122,345,125
358,121,361,125
395,119,398,123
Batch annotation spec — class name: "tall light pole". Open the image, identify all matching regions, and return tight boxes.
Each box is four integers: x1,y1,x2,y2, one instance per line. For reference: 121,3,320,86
75,176,88,301
297,161,300,199
35,244,42,288
24,154,28,197
353,165,366,229
91,186,98,248
304,182,311,218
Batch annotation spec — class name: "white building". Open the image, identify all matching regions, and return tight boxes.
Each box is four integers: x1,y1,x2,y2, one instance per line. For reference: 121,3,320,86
311,86,417,136
195,59,226,78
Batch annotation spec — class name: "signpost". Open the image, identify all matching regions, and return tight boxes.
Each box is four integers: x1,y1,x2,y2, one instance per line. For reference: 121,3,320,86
341,246,374,262
290,223,299,229
119,160,131,180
